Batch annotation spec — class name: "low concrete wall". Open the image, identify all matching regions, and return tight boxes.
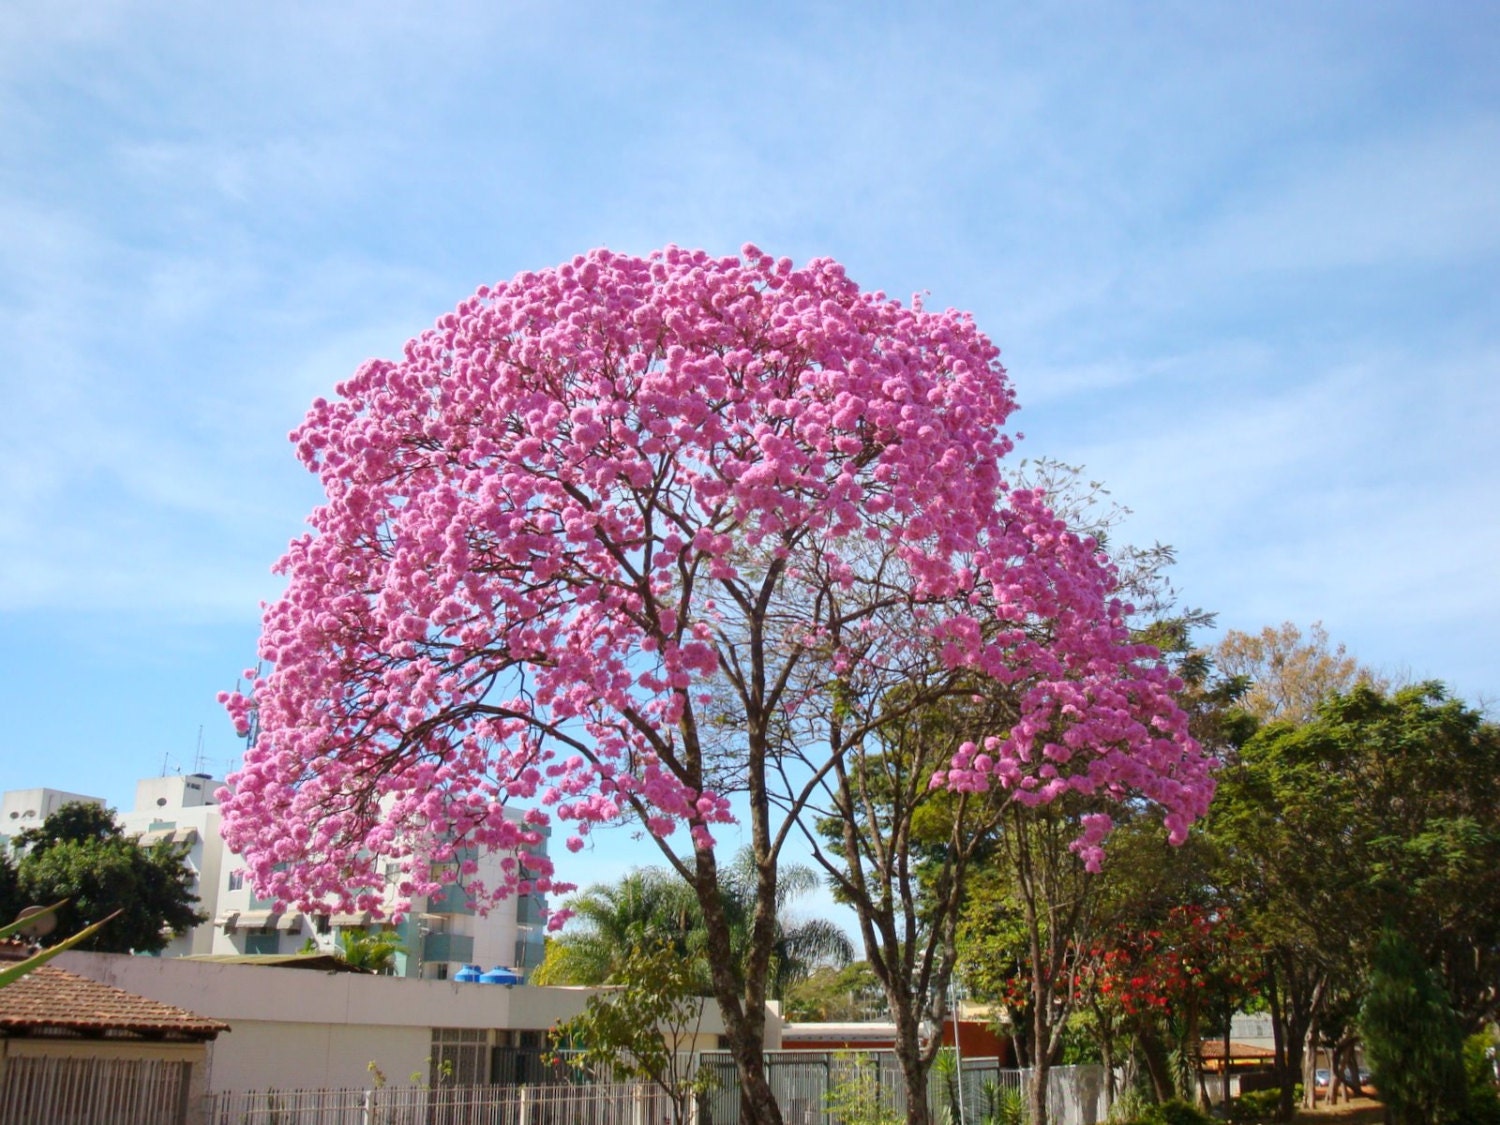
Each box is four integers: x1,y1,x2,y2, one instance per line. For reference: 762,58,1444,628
58,952,773,1092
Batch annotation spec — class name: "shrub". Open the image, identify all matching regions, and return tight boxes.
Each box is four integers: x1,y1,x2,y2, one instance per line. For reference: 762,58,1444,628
1114,1098,1217,1125
1143,1100,1217,1125
1456,1034,1500,1125
985,1084,1026,1125
1227,1089,1282,1123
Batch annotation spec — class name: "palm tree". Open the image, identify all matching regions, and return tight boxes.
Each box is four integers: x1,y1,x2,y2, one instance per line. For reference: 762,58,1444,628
719,850,854,1001
533,868,705,985
537,849,852,998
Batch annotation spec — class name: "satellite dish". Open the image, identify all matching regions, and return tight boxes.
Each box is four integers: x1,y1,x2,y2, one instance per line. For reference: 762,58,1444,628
16,905,58,940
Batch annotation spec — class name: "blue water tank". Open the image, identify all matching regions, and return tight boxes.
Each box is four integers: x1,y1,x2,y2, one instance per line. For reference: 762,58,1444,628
454,964,482,983
480,966,521,985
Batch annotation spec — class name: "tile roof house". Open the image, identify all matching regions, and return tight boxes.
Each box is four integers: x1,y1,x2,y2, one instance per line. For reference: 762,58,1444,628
1,963,228,1040
0,957,227,1125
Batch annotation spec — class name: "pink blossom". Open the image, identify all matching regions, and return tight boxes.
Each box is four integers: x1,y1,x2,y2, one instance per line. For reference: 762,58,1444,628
220,244,1213,918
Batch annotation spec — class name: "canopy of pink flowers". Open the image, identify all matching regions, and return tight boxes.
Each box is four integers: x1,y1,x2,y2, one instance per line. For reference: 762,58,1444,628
219,245,1213,919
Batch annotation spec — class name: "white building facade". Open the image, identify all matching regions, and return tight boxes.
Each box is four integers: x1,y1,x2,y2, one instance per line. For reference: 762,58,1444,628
4,776,549,980
209,807,550,981
0,787,106,846
117,774,229,957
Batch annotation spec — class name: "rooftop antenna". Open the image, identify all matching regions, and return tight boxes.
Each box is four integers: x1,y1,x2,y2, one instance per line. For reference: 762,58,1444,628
192,726,207,775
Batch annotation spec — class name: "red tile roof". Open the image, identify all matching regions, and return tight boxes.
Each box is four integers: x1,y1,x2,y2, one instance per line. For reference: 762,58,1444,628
0,965,227,1040
1199,1040,1275,1060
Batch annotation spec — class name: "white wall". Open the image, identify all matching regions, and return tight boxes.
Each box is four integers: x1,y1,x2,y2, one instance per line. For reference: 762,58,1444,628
204,1020,432,1091
118,775,227,957
0,787,105,843
57,951,779,1092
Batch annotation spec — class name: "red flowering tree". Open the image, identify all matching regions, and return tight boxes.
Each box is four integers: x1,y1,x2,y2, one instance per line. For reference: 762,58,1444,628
1095,905,1262,1104
220,246,1213,1125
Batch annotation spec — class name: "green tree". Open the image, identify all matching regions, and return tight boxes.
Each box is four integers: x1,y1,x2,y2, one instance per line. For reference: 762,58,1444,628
552,940,715,1125
807,673,1016,1125
1206,683,1500,1115
783,960,887,1022
799,463,1220,1125
1360,929,1466,1125
536,851,851,1000
957,801,1241,1108
338,926,404,974
0,850,21,926
12,802,205,954
532,868,702,985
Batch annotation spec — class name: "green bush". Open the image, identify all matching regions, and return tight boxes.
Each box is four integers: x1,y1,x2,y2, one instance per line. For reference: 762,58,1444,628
984,1084,1026,1125
1227,1089,1282,1123
1143,1100,1217,1125
1115,1098,1217,1125
824,1053,902,1125
1456,1034,1500,1125
1361,930,1467,1125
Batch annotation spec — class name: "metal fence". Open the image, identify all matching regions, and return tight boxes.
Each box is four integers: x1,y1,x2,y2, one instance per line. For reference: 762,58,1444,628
0,1054,193,1125
696,1052,1113,1125
205,1059,1115,1125
207,1080,678,1125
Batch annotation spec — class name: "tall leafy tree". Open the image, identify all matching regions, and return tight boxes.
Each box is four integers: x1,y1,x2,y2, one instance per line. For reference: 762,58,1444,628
1213,621,1380,725
218,247,1211,1125
12,802,205,954
798,467,1219,1125
804,676,1014,1123
1207,682,1500,1114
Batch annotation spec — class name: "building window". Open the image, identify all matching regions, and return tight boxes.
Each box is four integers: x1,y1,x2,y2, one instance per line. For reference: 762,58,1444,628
227,870,245,892
246,932,279,956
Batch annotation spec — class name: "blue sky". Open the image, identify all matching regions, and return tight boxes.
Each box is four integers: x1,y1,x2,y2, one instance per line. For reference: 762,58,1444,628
2,2,1497,907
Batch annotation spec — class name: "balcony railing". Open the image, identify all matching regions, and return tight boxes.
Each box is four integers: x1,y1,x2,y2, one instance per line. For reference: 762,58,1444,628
421,931,474,964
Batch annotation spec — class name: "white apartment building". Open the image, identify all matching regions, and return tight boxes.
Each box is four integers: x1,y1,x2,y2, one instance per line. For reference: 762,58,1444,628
211,806,550,981
3,776,549,980
117,773,229,957
0,787,107,845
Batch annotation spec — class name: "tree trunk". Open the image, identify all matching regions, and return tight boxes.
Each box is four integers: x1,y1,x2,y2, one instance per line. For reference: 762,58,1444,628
1302,1018,1318,1110
1095,1003,1117,1103
691,850,783,1125
893,1025,934,1125
1138,1028,1175,1104
1222,1021,1232,1112
1264,959,1294,1121
708,989,781,1125
1011,1010,1033,1068
1181,995,1202,1105
1029,996,1053,1125
1272,960,1323,1121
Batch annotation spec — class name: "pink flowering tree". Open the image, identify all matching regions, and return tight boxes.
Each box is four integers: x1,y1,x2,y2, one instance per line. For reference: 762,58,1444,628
220,246,1212,1125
